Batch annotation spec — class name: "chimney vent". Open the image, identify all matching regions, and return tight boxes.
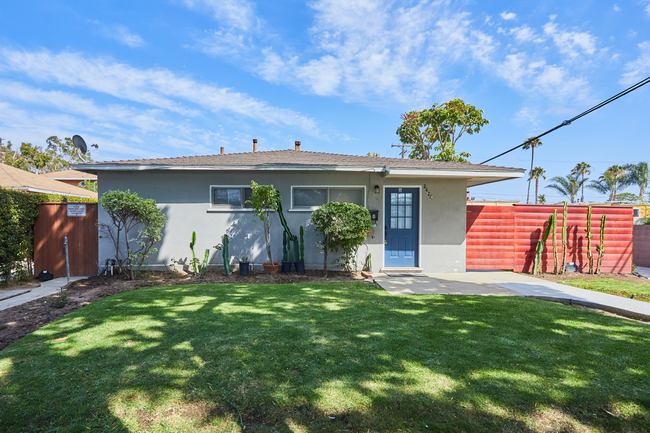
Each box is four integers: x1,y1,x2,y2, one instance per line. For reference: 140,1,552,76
253,139,258,152
220,147,224,155
295,141,301,151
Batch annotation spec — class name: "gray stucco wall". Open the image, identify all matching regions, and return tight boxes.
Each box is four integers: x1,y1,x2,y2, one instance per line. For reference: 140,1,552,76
97,170,467,273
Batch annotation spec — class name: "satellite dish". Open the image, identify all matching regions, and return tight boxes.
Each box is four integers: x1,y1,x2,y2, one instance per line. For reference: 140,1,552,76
72,135,88,155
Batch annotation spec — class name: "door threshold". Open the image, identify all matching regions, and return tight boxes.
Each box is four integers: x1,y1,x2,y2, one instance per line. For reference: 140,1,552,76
379,267,423,273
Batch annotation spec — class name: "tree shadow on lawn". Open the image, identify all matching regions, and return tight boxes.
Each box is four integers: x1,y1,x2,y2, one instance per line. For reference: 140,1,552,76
1,282,649,432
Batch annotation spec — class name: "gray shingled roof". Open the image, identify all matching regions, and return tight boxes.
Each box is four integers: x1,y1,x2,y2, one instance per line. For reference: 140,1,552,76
77,149,523,172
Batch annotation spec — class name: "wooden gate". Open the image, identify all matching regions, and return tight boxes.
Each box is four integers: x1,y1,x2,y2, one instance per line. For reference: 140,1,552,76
34,203,98,277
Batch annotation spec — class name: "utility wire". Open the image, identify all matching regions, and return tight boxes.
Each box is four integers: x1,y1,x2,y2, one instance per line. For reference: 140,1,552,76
480,75,650,165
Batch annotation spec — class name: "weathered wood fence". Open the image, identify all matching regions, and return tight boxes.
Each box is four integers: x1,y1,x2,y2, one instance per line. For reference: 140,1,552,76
633,225,650,268
466,204,633,273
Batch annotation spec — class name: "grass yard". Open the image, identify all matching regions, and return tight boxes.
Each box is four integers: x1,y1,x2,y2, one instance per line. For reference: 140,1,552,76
562,278,650,303
1,282,649,432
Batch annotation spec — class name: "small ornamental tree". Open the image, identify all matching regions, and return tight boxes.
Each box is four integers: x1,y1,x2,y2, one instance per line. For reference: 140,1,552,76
99,190,166,280
246,181,281,265
311,202,372,277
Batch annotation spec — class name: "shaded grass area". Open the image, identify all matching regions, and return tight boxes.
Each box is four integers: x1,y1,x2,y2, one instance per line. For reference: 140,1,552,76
563,278,650,303
1,283,649,432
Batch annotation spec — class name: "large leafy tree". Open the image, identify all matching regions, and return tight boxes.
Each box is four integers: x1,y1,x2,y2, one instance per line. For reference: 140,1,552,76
396,99,489,163
588,174,616,202
624,162,648,202
522,137,542,204
0,136,96,173
571,162,591,203
546,174,586,203
529,167,546,204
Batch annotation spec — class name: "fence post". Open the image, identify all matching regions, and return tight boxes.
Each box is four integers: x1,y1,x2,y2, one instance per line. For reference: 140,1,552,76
64,236,70,286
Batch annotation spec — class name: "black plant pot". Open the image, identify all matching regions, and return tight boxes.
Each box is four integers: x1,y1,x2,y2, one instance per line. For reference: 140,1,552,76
294,260,305,274
239,262,249,276
281,261,292,273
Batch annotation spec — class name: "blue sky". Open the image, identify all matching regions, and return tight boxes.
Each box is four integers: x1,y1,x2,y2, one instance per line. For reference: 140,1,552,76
1,0,649,202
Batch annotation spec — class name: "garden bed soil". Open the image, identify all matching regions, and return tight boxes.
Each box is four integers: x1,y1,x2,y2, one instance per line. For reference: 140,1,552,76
0,269,367,351
533,272,648,284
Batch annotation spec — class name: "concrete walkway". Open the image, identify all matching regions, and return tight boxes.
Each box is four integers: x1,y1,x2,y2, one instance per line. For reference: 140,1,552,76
0,277,87,311
374,271,650,321
636,266,650,279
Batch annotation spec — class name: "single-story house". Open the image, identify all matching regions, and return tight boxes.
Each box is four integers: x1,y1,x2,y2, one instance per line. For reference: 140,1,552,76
40,169,97,187
0,162,98,198
74,141,524,273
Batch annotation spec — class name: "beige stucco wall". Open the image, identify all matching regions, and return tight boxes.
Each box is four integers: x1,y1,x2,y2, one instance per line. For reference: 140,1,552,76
97,170,467,273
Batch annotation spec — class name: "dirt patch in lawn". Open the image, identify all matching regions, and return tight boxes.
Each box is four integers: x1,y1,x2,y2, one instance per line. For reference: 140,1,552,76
0,269,367,351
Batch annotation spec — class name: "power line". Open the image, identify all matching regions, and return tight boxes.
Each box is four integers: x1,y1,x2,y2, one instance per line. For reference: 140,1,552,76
480,75,650,165
391,142,413,158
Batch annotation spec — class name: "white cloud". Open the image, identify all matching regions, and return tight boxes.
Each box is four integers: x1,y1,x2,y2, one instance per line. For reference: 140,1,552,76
179,0,255,30
498,25,541,43
620,41,650,85
0,48,318,134
92,21,145,48
613,4,621,12
500,11,517,20
543,17,597,58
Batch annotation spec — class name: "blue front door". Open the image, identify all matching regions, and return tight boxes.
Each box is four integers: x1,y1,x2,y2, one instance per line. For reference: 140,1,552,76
384,188,419,267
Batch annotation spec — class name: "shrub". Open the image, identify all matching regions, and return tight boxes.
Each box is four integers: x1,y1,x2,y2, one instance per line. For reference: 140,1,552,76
0,188,40,283
311,202,372,276
99,190,166,280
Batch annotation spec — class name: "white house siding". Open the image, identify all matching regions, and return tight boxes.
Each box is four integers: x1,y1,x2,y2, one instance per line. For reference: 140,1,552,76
97,170,467,273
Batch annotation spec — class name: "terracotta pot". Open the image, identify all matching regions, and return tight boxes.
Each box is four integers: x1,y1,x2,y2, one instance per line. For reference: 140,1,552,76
263,262,281,274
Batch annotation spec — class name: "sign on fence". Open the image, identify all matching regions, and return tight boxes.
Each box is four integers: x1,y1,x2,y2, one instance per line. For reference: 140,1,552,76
66,204,87,217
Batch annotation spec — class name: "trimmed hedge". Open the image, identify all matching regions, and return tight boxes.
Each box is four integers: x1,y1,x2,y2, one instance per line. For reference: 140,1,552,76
0,188,96,283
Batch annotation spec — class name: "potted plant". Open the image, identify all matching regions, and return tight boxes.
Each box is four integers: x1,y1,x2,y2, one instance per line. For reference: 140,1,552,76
294,225,305,274
239,256,249,276
247,181,281,274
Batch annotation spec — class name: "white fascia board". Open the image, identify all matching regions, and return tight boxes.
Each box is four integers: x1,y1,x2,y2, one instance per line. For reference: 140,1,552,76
72,164,386,172
12,186,95,198
386,168,525,179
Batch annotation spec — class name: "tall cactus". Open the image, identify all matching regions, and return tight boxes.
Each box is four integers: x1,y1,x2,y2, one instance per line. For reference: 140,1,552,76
534,214,554,275
595,215,606,274
586,206,594,274
199,249,210,281
560,202,568,274
190,231,199,274
552,208,558,274
282,231,289,262
222,234,231,275
299,225,305,262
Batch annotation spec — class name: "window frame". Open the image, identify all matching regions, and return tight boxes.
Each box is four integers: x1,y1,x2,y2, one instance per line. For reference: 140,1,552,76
208,185,254,212
289,185,367,211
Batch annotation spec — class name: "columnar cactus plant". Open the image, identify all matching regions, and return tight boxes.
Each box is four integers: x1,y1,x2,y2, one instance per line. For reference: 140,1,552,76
586,206,594,274
299,225,305,262
222,234,231,275
596,215,606,274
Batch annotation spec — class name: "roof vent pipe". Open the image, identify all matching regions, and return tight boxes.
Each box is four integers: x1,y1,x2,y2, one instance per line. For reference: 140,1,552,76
295,141,301,151
253,139,258,152
220,147,224,155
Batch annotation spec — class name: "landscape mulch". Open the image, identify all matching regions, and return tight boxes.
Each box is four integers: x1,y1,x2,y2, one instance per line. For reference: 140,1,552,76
0,270,367,351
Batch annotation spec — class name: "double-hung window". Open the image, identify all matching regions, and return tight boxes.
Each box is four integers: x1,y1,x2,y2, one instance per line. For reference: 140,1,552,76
210,186,253,209
291,186,365,210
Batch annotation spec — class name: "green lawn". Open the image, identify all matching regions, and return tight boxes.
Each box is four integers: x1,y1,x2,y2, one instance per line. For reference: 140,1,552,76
1,283,649,432
562,278,650,302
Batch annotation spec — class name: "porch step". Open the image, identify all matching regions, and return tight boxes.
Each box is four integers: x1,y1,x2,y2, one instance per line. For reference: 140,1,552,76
379,267,423,274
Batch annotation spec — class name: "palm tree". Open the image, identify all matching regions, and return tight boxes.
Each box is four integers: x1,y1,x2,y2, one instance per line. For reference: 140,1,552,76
522,137,542,204
571,162,591,203
588,174,616,202
529,167,546,204
604,165,629,201
546,174,586,203
538,194,547,204
624,162,648,202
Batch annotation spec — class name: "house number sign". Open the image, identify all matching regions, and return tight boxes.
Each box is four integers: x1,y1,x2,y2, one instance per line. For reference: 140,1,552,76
67,204,87,217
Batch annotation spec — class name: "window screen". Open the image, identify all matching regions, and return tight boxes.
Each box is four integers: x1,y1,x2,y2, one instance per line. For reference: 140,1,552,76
293,188,328,207
212,187,252,208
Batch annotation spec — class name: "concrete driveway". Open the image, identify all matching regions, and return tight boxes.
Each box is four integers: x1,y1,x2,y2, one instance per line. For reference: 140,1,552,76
374,271,650,321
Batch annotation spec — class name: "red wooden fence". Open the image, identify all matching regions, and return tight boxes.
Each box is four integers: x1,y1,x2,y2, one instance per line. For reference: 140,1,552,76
467,204,633,273
34,203,98,277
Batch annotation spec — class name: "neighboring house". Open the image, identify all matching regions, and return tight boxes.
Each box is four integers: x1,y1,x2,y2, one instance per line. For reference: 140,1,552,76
0,162,98,198
40,169,97,187
74,142,524,273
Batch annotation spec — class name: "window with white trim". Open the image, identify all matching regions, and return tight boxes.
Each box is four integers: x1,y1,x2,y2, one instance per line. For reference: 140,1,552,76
291,186,365,210
210,186,253,209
